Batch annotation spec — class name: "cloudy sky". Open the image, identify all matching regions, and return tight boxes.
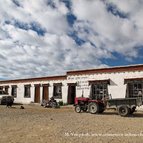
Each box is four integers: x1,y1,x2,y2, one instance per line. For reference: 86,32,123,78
0,0,143,80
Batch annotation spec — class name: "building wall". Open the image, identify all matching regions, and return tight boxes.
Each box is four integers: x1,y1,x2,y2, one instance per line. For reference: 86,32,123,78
1,67,143,105
67,70,143,99
1,79,67,104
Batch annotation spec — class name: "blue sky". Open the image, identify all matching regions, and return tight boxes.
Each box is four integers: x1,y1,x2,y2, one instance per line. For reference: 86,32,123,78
0,0,143,80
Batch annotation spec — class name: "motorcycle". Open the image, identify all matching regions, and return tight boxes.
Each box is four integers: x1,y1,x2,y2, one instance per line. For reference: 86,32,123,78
41,97,60,108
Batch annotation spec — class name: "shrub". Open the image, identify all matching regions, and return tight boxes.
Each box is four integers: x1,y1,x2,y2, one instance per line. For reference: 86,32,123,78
58,101,64,106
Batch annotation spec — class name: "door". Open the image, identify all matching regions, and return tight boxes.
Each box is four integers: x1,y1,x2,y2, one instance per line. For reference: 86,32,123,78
43,85,49,101
34,85,40,103
68,85,76,104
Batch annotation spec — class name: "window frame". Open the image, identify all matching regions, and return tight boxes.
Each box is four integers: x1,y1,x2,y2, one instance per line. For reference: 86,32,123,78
11,85,17,97
53,83,62,99
5,86,9,94
24,84,31,98
90,81,109,100
126,81,143,98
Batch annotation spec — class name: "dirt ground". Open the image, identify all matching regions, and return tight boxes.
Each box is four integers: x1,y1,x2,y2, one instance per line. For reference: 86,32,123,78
0,104,143,143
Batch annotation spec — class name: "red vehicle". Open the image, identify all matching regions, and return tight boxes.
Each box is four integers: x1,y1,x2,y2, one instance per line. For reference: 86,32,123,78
74,96,143,116
74,97,105,114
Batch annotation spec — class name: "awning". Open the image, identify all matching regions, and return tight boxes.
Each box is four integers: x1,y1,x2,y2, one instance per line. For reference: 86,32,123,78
42,83,49,87
24,84,31,87
67,83,77,86
124,77,143,84
53,83,62,86
88,79,110,85
11,85,17,88
34,84,41,87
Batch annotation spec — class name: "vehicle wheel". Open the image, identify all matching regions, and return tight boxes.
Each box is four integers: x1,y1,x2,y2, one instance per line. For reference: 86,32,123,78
118,106,129,117
129,107,136,114
89,103,99,114
75,105,81,113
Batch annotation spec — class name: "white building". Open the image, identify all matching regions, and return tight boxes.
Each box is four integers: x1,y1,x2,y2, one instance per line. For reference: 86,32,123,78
0,64,143,104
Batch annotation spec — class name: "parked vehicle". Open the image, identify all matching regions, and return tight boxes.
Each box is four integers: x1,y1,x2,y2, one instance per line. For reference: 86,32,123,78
41,97,60,108
74,95,142,117
0,90,14,106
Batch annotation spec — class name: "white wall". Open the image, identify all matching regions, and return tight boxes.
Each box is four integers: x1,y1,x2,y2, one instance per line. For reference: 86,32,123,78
67,70,143,99
1,70,143,104
1,79,68,104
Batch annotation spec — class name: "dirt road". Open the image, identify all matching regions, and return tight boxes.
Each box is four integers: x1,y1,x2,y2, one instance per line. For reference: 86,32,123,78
0,105,143,143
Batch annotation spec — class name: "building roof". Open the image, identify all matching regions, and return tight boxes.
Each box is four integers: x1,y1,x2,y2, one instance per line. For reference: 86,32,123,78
67,64,143,75
0,75,67,84
0,64,143,84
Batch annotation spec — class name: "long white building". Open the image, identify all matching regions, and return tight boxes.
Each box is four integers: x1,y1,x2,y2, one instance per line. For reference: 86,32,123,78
0,64,143,105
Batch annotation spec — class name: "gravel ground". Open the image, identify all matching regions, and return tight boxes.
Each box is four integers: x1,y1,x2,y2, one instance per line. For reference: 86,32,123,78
0,104,143,143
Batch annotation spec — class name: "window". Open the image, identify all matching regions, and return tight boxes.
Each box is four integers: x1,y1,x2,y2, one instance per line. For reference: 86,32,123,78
24,85,31,98
0,86,3,90
90,81,109,100
53,83,62,99
11,85,17,97
0,90,6,95
127,82,143,97
5,86,9,94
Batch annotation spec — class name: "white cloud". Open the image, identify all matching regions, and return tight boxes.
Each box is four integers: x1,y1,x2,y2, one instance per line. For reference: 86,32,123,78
19,0,69,34
0,0,143,79
72,0,143,57
0,0,32,23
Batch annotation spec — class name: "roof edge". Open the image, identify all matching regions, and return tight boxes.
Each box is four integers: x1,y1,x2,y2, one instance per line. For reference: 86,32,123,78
67,64,143,75
0,75,67,84
1,64,143,84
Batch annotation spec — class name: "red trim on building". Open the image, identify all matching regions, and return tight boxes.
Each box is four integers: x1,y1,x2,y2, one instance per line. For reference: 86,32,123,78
0,64,143,84
0,75,67,84
67,64,143,75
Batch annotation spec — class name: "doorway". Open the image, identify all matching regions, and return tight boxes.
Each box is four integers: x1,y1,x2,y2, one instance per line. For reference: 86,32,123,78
34,85,40,103
67,84,76,104
42,84,49,101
